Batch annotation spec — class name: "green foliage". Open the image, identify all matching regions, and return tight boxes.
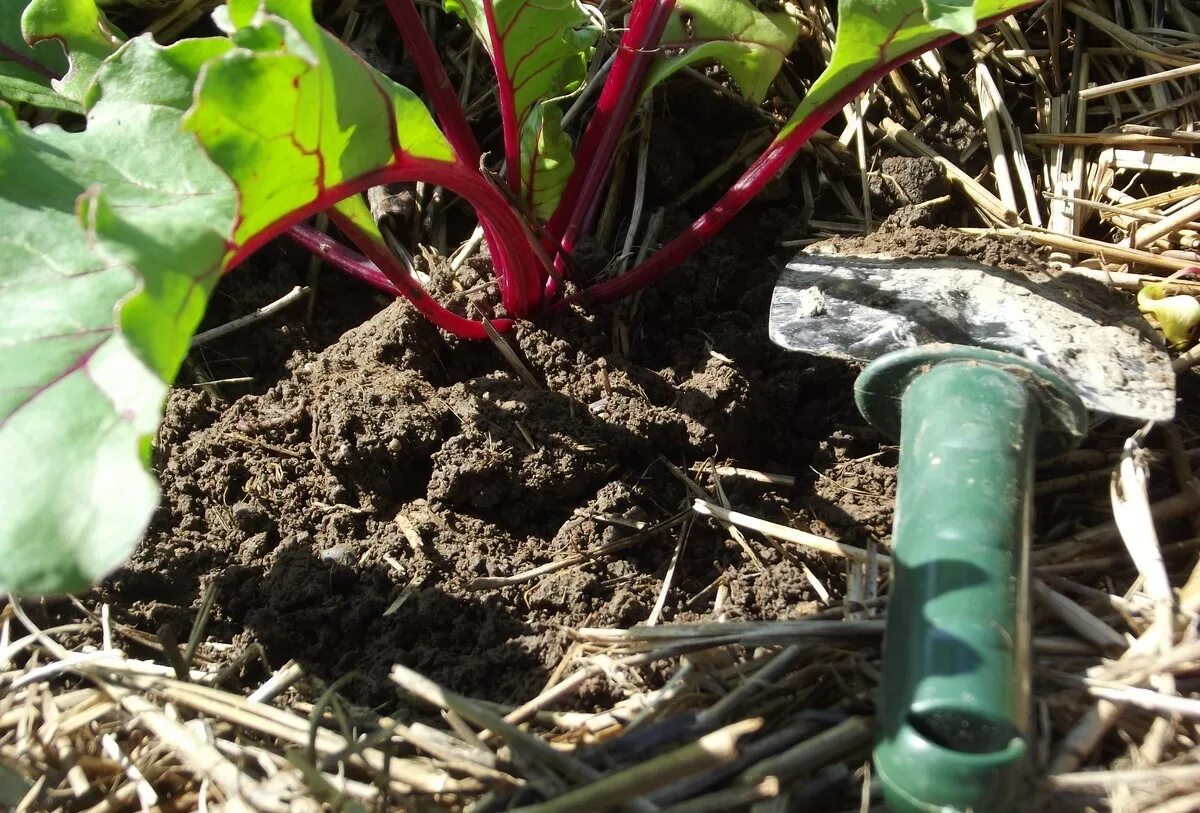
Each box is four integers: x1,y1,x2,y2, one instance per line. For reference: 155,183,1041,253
1,0,64,84
23,0,125,101
444,0,597,217
0,0,64,109
0,69,74,109
0,36,236,594
0,0,122,109
646,0,800,103
921,0,978,35
520,103,574,219
192,0,453,245
780,0,1032,139
0,0,456,595
0,0,1035,595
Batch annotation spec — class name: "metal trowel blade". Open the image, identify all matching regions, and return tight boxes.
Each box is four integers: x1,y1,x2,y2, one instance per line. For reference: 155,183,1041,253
769,253,1175,421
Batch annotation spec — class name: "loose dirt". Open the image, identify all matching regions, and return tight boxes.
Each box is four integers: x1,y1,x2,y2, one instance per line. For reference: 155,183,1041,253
97,220,945,711
96,203,1113,736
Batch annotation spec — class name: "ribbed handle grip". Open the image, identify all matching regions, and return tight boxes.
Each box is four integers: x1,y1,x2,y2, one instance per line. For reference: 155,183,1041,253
872,360,1038,813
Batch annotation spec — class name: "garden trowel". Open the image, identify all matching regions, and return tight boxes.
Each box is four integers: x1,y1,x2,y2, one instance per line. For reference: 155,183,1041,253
769,252,1174,813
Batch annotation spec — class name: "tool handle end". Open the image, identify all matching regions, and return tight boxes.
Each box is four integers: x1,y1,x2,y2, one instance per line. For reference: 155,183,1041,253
856,348,1085,813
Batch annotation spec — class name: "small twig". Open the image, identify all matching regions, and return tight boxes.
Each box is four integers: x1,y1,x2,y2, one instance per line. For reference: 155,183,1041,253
881,117,1015,225
692,500,890,567
466,511,689,590
390,664,632,804
1080,59,1200,100
1034,487,1200,564
184,581,218,667
248,660,305,704
511,720,763,813
696,645,807,728
1031,580,1128,651
576,618,885,646
561,50,616,129
659,777,779,813
1125,197,1200,249
646,517,693,626
190,286,311,347
740,716,873,784
1086,684,1200,720
975,63,1020,218
617,105,653,275
662,460,767,571
672,132,773,208
1046,764,1200,791
476,308,541,389
449,226,486,273
696,466,795,487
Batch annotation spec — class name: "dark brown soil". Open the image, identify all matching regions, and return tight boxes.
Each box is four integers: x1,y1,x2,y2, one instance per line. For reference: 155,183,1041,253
99,218,930,713
98,165,1125,748
825,222,1049,272
81,210,1162,813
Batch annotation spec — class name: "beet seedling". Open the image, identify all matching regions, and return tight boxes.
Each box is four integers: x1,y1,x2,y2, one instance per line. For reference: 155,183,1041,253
0,0,1036,593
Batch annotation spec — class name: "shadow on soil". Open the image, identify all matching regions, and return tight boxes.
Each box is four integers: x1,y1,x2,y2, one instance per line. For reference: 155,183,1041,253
106,545,548,710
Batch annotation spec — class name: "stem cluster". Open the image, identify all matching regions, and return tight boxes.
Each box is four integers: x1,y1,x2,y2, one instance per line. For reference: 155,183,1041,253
275,0,1009,337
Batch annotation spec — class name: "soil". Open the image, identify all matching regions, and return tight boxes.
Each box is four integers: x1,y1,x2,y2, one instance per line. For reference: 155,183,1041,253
97,216,916,712
95,198,1115,723
9,8,1193,810
825,221,1046,272
65,156,1165,813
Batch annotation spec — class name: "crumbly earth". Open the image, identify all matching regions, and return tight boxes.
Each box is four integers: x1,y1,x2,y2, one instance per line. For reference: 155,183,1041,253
98,213,1068,714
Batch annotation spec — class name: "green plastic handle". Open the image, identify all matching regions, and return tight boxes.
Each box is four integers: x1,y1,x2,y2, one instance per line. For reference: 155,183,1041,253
854,346,1086,813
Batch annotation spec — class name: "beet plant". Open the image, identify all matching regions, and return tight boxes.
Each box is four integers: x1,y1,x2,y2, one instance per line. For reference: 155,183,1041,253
0,0,1035,594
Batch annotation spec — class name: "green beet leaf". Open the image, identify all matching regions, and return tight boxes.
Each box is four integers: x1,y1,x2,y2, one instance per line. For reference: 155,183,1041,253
921,0,978,35
0,35,237,595
192,0,454,247
0,0,460,595
333,193,391,254
0,0,70,110
444,0,597,218
0,72,77,110
0,0,123,111
1,0,65,89
22,0,125,102
645,0,800,104
779,0,1033,140
520,102,574,220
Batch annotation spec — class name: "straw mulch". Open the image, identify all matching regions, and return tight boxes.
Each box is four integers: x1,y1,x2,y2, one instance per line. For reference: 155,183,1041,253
5,0,1200,810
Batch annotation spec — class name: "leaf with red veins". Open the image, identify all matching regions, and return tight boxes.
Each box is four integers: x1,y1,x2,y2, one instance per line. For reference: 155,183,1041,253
778,0,1038,141
521,102,574,220
0,35,237,595
188,0,457,254
22,0,125,103
0,0,540,595
190,0,543,313
444,0,597,217
645,0,800,104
